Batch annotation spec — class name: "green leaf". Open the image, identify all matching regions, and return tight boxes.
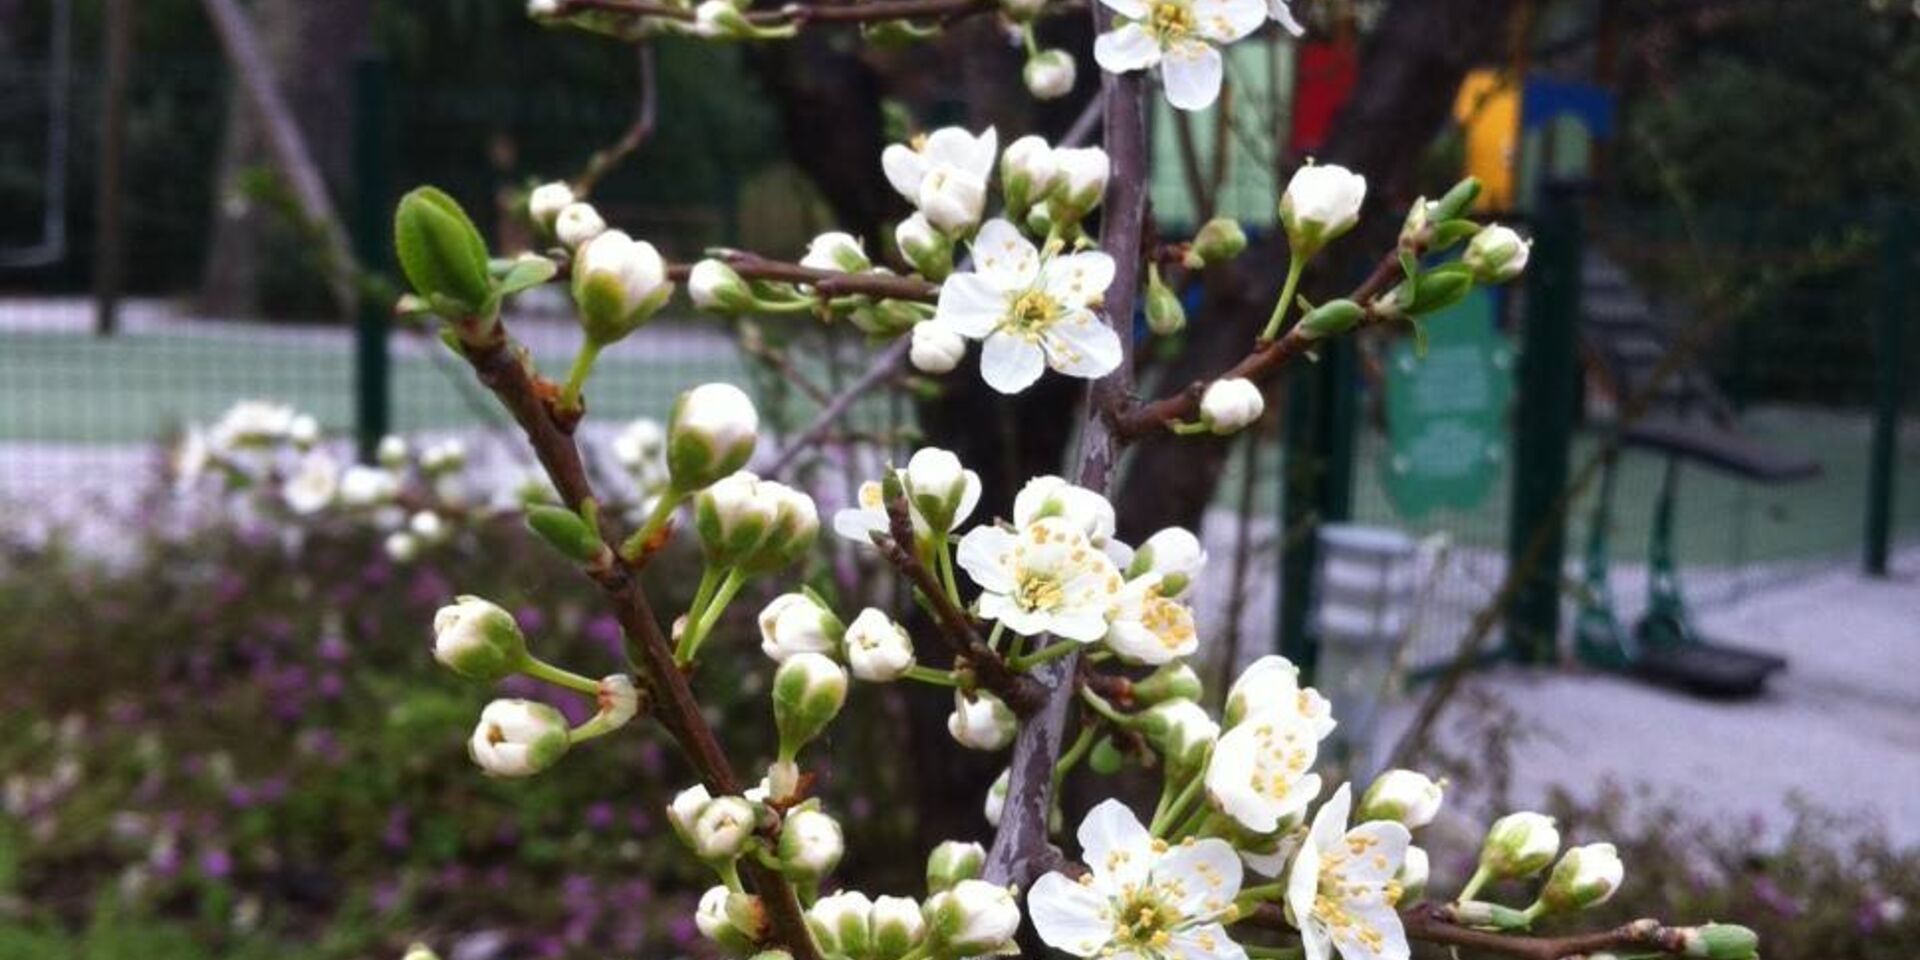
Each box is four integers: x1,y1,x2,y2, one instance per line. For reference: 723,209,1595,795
525,505,604,564
1429,219,1482,252
1088,736,1125,775
497,255,559,297
393,186,493,311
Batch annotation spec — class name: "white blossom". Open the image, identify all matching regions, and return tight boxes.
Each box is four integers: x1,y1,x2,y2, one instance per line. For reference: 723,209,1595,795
337,465,400,508
801,231,871,273
528,181,575,230
1091,0,1265,111
757,592,844,662
1224,654,1335,732
910,320,968,373
845,608,916,682
1286,785,1413,960
1029,799,1248,960
947,689,1017,751
1205,705,1327,835
1103,574,1199,664
933,219,1119,394
210,400,298,449
1280,164,1367,257
957,517,1123,642
1128,526,1206,597
1011,475,1130,566
1201,378,1265,434
832,446,981,542
282,450,340,514
882,126,998,234
467,699,570,778
554,201,607,249
1025,50,1077,100
1269,0,1303,34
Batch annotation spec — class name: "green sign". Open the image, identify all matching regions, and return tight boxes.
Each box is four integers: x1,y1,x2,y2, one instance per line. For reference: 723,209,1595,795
1381,289,1514,518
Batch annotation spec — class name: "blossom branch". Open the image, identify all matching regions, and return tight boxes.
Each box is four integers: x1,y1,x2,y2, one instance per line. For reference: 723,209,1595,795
554,0,993,28
666,252,941,302
869,492,1047,715
1241,902,1707,960
457,326,822,960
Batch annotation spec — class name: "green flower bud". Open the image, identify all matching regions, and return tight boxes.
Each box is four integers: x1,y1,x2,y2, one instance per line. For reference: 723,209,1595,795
1686,924,1759,960
923,879,1020,956
669,383,759,493
773,652,848,760
850,298,926,337
1145,264,1187,336
777,807,844,880
432,596,529,683
808,891,873,957
1384,262,1476,318
1088,735,1126,775
926,840,986,894
800,232,871,274
904,446,980,534
741,480,819,573
1463,224,1531,284
896,213,954,282
467,699,569,778
524,504,604,564
1297,298,1365,340
871,895,925,959
1000,135,1061,220
1480,811,1560,880
572,230,672,347
695,471,777,566
1131,662,1204,705
1187,216,1248,268
393,186,493,316
1538,843,1623,913
1432,176,1483,221
1397,845,1430,903
1138,699,1218,778
1359,769,1445,829
688,258,759,313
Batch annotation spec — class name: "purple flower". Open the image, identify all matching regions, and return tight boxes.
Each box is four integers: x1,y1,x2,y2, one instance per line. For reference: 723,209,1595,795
585,802,616,831
199,847,233,879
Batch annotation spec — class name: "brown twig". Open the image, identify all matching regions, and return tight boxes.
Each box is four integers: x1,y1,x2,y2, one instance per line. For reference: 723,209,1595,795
556,0,991,28
665,253,941,303
1242,902,1701,960
573,44,659,196
457,328,821,960
870,493,1047,715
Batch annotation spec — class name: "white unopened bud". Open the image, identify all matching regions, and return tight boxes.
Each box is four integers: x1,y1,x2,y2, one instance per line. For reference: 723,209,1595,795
467,699,570,778
339,465,399,507
695,471,778,565
1360,769,1445,829
377,434,409,468
595,674,641,729
526,0,561,17
909,321,967,374
1280,162,1367,259
384,532,420,563
689,258,758,313
904,446,980,533
402,944,441,960
668,784,714,844
1200,378,1265,434
1127,526,1206,597
1023,50,1076,100
668,382,759,492
554,201,606,249
1538,842,1623,913
420,438,466,473
573,230,671,345
778,807,845,880
697,885,762,953
1464,224,1531,284
984,768,1009,827
1138,699,1219,777
926,839,987,893
773,652,849,760
692,795,757,860
758,593,845,662
844,608,916,682
742,480,819,572
1398,845,1431,903
947,690,1016,751
409,510,448,544
432,596,528,682
528,181,574,233
924,879,1020,955
871,895,927,959
801,231,871,273
1050,147,1110,224
896,213,954,280
809,891,873,957
1000,135,1061,216
1481,811,1561,880
919,168,987,235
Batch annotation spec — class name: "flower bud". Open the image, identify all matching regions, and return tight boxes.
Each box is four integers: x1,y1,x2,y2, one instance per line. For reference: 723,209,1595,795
1145,264,1186,336
910,321,967,374
850,298,925,338
926,840,987,893
1023,49,1076,100
1360,769,1445,829
1200,378,1264,435
1000,136,1060,219
947,689,1016,751
870,895,927,959
1187,216,1248,268
467,699,569,778
525,503,604,564
1388,262,1475,317
1684,924,1759,960
668,784,714,845
377,434,409,468
920,170,988,236
809,890,873,957
1397,845,1430,903
694,0,756,38
692,795,757,861
904,446,979,533
984,769,1008,826
742,480,819,572
757,593,845,662
554,201,606,249
1432,176,1483,221
777,807,845,880
421,438,466,473
1131,662,1203,705
923,879,1020,955
896,214,954,281
573,230,671,346
801,232,871,274
596,674,641,729
1537,842,1623,913
1297,298,1365,340
669,383,759,492
1138,699,1219,777
1464,224,1530,284
773,652,849,760
402,945,441,960
432,596,529,683
528,181,574,235
689,258,759,314
1480,811,1560,880
696,471,778,565
698,885,762,953
1127,527,1205,598
845,608,916,682
1280,162,1366,259
1049,147,1110,226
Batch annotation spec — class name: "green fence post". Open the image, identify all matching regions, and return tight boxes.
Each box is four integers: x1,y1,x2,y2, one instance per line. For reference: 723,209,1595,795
1278,336,1358,681
352,55,393,463
1864,204,1911,577
1504,184,1582,663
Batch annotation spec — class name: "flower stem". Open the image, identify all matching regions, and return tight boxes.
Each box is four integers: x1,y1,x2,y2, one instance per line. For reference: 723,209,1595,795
1052,723,1100,793
1234,881,1290,910
934,532,964,607
1012,638,1082,671
1150,769,1205,837
521,656,602,696
1245,946,1304,960
1077,686,1133,727
905,665,960,687
1259,255,1306,341
559,340,603,412
678,566,746,663
1457,864,1495,904
619,489,685,563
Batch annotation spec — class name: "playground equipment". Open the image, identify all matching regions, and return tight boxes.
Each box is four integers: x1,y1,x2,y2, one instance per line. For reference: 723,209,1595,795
1573,254,1815,697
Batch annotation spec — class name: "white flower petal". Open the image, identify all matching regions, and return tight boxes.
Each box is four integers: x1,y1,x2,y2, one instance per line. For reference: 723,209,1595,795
1078,799,1153,892
936,273,1011,338
1041,251,1116,308
1041,311,1124,379
1151,836,1243,918
1332,820,1411,886
1330,898,1410,960
1192,0,1264,42
1097,0,1150,18
1027,872,1114,957
1160,41,1224,112
972,219,1041,290
1167,923,1249,960
957,525,1020,593
980,331,1047,394
1093,23,1162,74
882,143,927,202
1269,0,1304,35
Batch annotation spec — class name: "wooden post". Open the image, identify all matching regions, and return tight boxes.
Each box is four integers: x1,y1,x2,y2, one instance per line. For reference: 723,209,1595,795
93,0,134,337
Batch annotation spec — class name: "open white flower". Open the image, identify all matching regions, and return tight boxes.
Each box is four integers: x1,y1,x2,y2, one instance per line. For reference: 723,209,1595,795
1286,785,1412,960
1104,576,1199,664
933,219,1119,394
833,446,983,543
282,450,340,514
1224,654,1336,733
957,517,1123,642
1091,0,1265,111
882,127,998,234
1011,475,1130,566
1204,706,1327,835
1029,799,1248,960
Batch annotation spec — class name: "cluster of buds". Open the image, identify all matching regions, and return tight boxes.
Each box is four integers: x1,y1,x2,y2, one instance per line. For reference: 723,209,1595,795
998,134,1108,238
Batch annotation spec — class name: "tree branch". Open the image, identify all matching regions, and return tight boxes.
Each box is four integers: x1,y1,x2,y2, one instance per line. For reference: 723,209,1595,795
665,252,941,303
556,0,993,28
1243,902,1702,960
457,327,821,960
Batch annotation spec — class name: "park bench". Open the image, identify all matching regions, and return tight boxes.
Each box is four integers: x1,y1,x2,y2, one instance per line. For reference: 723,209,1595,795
1571,253,1816,697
